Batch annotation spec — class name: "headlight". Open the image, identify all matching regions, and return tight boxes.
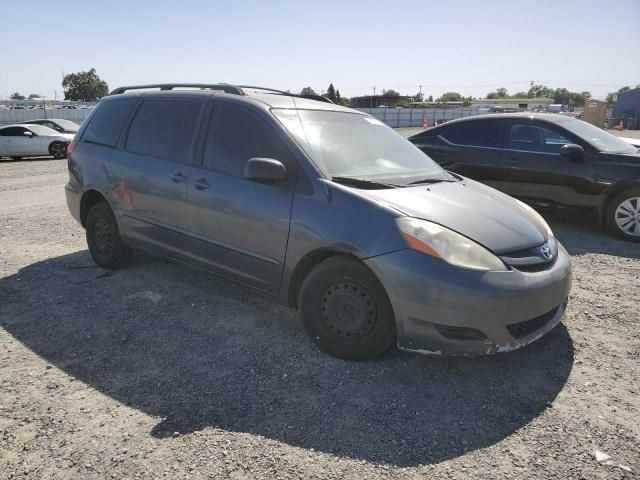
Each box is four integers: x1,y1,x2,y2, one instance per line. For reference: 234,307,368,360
396,217,508,271
515,200,553,237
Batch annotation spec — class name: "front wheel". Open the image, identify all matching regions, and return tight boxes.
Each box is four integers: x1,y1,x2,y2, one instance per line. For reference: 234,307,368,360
86,202,133,268
298,256,396,360
606,188,640,242
49,141,67,160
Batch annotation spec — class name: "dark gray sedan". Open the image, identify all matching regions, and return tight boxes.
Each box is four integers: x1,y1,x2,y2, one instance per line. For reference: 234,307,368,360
65,84,571,359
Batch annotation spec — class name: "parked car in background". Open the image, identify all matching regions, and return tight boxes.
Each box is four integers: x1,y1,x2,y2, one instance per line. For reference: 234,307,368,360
409,114,640,241
17,118,80,134
0,124,73,159
65,83,571,360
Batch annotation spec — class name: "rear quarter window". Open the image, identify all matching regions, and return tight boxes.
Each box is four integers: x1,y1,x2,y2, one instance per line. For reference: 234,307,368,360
82,98,137,147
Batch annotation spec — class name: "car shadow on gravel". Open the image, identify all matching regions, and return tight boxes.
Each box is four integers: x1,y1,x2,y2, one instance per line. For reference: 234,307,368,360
548,213,640,258
0,250,574,467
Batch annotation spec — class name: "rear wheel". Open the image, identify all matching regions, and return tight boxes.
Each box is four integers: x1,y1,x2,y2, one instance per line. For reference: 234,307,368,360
606,188,640,242
49,141,67,160
298,256,396,360
86,202,132,268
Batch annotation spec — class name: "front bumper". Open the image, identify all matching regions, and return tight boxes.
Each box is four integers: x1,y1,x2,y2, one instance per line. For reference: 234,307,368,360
364,242,572,356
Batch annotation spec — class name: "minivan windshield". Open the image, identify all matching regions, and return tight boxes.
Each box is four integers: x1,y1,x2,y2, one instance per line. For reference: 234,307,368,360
559,118,637,154
273,109,449,184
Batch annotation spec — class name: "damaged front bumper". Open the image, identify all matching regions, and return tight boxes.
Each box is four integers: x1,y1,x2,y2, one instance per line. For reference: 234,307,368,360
364,242,572,356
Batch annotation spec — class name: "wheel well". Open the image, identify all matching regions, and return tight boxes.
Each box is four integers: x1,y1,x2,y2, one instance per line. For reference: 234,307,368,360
80,190,107,227
288,249,359,308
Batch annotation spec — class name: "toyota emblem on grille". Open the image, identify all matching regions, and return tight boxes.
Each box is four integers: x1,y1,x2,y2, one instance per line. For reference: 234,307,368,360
539,243,553,260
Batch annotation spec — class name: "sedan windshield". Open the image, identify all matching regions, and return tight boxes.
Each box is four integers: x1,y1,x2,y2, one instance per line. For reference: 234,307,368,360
560,118,637,154
273,109,448,183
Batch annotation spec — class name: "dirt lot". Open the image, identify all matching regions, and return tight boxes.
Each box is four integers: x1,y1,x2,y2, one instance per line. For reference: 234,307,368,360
1,144,639,478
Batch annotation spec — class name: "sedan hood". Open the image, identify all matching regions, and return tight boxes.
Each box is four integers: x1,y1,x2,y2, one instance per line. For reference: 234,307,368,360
360,179,547,254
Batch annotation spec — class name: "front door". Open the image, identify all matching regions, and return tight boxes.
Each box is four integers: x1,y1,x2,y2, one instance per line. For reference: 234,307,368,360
500,120,596,209
186,101,295,292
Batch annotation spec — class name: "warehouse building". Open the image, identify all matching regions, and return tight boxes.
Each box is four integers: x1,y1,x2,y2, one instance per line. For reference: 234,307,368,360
611,87,640,129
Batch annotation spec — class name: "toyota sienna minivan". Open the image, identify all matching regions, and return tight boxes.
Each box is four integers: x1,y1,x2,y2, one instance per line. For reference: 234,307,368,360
65,83,571,360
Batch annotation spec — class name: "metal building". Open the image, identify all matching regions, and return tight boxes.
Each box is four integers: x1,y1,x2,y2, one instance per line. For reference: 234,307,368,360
611,88,640,129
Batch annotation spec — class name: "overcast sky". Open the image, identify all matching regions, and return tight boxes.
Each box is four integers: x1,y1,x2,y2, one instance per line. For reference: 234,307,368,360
2,0,639,101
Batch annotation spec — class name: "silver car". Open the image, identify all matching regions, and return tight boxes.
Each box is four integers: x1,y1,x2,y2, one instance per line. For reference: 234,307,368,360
65,83,572,360
0,124,73,159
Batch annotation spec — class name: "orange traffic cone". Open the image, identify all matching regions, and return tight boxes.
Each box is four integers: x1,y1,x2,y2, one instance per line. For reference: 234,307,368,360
422,117,429,129
615,120,624,131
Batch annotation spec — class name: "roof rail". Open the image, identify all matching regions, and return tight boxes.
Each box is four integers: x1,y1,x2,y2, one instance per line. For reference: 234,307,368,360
109,83,245,96
238,85,334,104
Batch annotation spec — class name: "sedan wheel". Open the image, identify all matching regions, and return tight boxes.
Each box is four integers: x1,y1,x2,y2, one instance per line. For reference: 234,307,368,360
606,188,640,242
49,141,67,160
614,197,640,237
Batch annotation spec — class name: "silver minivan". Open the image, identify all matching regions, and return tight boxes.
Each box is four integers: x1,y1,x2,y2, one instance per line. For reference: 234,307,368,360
65,83,571,360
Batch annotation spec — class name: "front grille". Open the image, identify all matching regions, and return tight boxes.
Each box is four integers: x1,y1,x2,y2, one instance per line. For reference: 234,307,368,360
506,305,561,339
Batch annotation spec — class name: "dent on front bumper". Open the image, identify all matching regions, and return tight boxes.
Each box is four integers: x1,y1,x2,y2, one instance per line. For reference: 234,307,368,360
364,242,572,356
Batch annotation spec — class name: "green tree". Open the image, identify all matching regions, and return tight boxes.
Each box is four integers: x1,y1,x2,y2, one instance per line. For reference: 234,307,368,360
606,86,631,105
513,91,528,98
414,92,424,102
338,96,351,107
382,89,400,97
62,68,108,101
10,92,25,100
427,95,433,102
527,84,554,99
300,86,317,96
325,83,337,103
28,93,43,99
437,91,463,102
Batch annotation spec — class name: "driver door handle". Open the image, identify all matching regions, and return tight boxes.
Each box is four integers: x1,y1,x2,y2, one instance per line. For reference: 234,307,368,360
169,171,188,183
194,177,211,190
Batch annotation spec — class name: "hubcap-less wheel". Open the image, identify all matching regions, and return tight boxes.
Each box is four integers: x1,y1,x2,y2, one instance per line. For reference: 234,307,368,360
615,197,640,237
321,281,378,340
50,142,67,159
93,218,114,257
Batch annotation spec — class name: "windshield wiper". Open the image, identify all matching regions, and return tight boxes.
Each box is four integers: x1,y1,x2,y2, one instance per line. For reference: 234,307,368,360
406,177,458,186
331,176,404,189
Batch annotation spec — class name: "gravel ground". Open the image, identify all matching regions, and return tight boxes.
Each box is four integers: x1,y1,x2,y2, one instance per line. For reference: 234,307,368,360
1,147,639,479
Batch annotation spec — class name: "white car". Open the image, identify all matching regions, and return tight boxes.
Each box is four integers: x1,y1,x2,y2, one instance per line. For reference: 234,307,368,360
0,124,74,160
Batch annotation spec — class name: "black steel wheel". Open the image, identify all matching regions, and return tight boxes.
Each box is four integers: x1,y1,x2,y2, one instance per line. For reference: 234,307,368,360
299,256,395,360
86,202,132,268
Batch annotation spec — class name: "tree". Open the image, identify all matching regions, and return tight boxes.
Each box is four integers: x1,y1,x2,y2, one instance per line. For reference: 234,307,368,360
28,93,43,99
527,84,554,99
487,87,509,99
338,96,351,107
427,95,433,102
325,83,337,103
437,91,463,102
300,86,317,96
10,92,25,100
62,68,108,101
381,89,400,97
414,92,424,102
513,91,527,98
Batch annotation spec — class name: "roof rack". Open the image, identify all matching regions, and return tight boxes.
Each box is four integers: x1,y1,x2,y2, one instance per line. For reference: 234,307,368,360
109,83,245,96
238,85,334,104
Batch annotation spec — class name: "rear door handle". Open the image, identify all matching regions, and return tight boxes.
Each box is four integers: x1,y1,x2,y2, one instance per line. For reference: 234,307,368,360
169,171,187,182
194,177,211,190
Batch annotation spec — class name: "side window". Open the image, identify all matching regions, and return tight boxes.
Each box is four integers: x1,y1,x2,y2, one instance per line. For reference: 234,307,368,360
0,127,27,137
125,99,204,162
202,102,291,178
83,98,137,147
440,120,501,148
508,124,569,153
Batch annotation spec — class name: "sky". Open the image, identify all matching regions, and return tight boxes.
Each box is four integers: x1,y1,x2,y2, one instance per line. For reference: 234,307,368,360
2,0,639,101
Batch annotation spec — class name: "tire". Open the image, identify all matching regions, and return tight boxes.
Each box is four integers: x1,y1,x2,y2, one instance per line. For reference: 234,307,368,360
605,187,640,242
298,256,396,360
49,141,67,160
85,202,132,268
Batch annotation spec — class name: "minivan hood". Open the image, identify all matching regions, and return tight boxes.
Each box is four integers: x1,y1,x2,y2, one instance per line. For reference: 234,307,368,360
360,179,547,254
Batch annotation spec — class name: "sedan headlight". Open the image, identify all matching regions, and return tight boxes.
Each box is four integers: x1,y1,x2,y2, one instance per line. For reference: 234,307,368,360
515,200,553,237
396,217,508,271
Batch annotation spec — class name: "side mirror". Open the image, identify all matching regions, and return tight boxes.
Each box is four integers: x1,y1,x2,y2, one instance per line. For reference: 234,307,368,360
23,131,34,137
244,158,287,183
560,143,584,162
